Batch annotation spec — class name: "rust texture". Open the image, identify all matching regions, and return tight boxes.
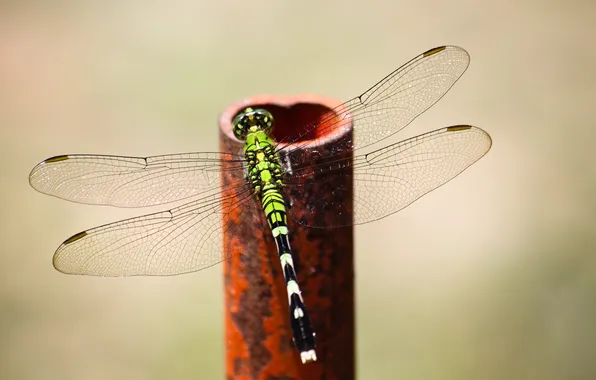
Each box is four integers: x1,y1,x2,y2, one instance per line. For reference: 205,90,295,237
219,95,355,380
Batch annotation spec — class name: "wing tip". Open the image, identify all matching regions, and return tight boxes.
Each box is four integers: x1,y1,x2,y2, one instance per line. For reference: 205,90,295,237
446,125,493,153
52,252,71,275
53,231,88,274
421,45,470,65
29,155,70,189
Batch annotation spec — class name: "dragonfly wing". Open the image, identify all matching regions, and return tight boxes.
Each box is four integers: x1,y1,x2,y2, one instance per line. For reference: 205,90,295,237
276,46,470,161
29,152,245,207
285,126,492,227
52,185,254,276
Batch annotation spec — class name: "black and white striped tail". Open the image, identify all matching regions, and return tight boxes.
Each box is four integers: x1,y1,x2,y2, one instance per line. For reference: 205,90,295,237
272,223,317,363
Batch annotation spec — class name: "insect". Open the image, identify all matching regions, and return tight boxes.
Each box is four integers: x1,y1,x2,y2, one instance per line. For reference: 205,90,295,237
29,46,492,364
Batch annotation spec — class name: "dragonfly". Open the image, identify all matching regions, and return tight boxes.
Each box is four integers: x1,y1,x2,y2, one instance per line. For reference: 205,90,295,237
29,45,492,364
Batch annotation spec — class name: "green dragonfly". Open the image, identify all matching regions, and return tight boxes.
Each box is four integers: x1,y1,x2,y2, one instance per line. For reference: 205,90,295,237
29,45,492,363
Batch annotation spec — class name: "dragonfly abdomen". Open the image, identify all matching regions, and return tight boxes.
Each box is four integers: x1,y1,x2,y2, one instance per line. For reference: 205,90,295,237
261,186,317,363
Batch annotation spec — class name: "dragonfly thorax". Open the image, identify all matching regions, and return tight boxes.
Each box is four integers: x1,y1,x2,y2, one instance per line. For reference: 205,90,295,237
232,107,274,141
239,108,280,194
246,145,282,193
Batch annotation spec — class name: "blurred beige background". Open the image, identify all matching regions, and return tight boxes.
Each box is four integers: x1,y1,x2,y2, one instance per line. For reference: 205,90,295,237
2,0,596,379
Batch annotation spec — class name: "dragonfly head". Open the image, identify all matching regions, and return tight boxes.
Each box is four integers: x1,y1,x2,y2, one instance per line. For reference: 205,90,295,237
232,107,274,141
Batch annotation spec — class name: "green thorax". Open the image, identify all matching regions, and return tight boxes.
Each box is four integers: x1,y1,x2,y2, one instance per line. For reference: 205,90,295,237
232,108,283,195
244,130,275,155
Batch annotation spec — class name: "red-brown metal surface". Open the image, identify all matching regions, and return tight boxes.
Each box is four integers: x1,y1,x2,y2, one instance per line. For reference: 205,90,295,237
219,95,355,380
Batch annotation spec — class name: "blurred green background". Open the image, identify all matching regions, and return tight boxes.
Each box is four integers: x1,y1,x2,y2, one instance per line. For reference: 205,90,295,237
2,0,596,379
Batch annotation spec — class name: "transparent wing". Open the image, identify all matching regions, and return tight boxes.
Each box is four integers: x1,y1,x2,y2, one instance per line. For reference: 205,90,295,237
285,125,492,227
52,185,255,276
29,152,245,207
276,46,470,160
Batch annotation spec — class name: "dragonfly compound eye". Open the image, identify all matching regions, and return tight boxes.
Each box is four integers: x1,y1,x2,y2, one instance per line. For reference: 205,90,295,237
254,108,274,135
